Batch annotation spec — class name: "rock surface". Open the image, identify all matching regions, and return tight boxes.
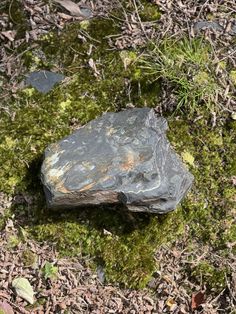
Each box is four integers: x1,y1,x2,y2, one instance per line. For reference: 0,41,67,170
41,108,193,213
194,20,236,35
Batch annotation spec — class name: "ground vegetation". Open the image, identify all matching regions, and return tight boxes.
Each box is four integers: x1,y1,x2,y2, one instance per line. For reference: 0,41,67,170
0,0,235,313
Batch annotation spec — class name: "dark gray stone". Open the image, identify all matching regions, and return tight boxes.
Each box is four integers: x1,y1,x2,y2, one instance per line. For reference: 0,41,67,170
25,71,64,94
194,21,223,32
194,20,236,35
79,6,93,18
41,108,193,214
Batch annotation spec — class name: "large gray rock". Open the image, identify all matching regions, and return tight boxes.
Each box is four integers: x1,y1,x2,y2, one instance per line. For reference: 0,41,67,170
41,108,193,213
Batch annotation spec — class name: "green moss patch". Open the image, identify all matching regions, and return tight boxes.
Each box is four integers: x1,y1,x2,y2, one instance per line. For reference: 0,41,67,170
139,1,161,21
169,118,236,248
190,261,230,292
30,207,184,288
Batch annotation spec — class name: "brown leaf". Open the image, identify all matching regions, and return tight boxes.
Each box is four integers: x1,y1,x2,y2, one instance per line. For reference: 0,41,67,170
1,31,17,41
191,291,205,310
57,12,74,20
166,298,177,311
0,301,14,314
53,0,86,17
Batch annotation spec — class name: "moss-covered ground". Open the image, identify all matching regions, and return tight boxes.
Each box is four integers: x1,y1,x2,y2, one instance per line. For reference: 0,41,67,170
0,0,235,293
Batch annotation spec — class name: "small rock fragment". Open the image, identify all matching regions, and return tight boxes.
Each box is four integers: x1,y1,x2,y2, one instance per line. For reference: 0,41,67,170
194,20,236,35
194,21,223,33
25,71,64,93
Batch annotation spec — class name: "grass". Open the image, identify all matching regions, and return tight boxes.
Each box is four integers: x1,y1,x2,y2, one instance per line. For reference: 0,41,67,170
140,37,222,113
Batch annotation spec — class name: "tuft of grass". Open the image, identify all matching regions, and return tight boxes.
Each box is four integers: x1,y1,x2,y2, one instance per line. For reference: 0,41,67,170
140,37,221,113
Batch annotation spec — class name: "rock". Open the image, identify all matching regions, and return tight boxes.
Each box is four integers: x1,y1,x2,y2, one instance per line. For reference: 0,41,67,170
25,71,64,93
41,108,193,213
194,20,236,35
194,21,223,33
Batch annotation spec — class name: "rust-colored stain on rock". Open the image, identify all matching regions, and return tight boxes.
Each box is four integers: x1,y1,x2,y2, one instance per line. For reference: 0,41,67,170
120,151,137,171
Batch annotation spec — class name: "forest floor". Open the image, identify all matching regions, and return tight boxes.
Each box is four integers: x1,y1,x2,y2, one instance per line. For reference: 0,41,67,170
0,0,236,313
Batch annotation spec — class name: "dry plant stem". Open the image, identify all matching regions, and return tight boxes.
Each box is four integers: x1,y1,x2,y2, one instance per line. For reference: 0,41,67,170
132,0,149,40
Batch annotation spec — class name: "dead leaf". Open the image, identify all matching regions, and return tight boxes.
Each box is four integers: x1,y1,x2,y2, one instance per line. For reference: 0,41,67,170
103,229,112,236
53,0,89,18
5,219,14,231
191,291,205,310
1,31,17,42
57,12,74,20
166,298,177,311
88,58,100,77
12,277,35,304
0,301,14,314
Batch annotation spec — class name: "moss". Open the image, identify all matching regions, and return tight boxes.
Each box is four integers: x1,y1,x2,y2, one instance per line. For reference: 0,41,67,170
100,212,185,287
31,207,185,288
7,235,21,248
168,117,236,247
139,1,161,21
130,78,160,107
191,261,230,292
229,70,236,86
42,262,58,280
21,250,37,267
0,218,5,231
